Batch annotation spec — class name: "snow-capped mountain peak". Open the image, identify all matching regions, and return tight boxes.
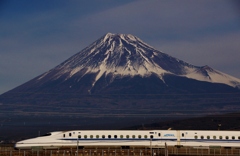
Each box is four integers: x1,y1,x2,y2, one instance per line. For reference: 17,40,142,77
38,33,240,89
53,33,189,80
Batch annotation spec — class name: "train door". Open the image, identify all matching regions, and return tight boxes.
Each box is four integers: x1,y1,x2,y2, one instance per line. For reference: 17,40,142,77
181,131,186,144
158,132,162,143
149,131,162,147
157,132,162,146
176,130,180,146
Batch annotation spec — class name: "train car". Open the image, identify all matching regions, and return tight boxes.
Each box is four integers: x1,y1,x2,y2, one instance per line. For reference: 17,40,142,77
180,130,240,147
14,130,240,149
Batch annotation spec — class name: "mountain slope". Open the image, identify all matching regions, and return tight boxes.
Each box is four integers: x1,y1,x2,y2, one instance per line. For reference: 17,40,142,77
24,33,240,94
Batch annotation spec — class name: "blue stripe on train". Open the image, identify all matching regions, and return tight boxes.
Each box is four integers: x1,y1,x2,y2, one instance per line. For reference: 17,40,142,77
60,138,240,143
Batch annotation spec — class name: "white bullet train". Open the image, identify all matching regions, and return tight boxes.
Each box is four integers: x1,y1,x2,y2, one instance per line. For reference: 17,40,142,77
15,130,240,149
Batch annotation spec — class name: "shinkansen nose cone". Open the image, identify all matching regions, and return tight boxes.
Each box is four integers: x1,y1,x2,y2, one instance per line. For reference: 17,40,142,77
15,139,36,150
14,132,62,150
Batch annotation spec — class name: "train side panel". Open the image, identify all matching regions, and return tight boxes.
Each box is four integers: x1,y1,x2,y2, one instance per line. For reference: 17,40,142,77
179,130,240,148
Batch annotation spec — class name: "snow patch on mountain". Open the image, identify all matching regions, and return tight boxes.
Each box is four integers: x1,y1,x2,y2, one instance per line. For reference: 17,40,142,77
183,66,240,87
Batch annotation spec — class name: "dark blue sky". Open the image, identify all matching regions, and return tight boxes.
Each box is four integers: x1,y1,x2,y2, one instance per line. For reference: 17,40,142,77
1,0,240,94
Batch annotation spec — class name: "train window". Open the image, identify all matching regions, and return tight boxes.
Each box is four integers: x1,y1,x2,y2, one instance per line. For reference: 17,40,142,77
144,135,147,139
63,134,65,138
219,136,222,139
114,135,117,138
238,136,240,140
213,136,216,139
120,135,123,139
226,136,229,140
232,136,235,140
138,135,141,139
207,136,210,139
194,136,198,139
78,135,81,139
201,136,204,139
84,135,87,139
158,133,161,137
182,133,184,137
126,135,129,139
96,135,99,139
69,133,72,137
150,132,154,134
90,135,93,139
108,135,111,139
150,135,153,139
102,135,105,139
132,135,136,139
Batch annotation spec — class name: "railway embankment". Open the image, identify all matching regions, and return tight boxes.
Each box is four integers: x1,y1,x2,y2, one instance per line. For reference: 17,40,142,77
1,144,240,156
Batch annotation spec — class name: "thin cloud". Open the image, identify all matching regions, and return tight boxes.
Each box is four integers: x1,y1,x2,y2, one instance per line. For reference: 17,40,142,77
72,0,239,40
156,31,240,78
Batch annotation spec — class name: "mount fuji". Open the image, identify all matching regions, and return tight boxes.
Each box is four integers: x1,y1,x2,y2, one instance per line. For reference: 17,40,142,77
16,33,240,93
0,33,240,115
